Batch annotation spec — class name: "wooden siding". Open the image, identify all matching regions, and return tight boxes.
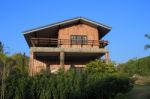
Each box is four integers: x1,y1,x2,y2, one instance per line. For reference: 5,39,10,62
58,24,99,48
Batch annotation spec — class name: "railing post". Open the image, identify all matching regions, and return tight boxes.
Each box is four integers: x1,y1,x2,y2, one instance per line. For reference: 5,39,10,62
70,39,72,48
81,39,83,48
59,39,61,47
92,40,94,48
99,40,100,48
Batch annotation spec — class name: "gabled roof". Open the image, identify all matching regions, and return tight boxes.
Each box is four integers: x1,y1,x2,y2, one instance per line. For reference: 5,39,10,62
23,17,111,34
23,17,111,47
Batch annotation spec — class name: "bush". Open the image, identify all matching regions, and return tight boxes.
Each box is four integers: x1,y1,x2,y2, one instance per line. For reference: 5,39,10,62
85,59,116,74
0,60,133,99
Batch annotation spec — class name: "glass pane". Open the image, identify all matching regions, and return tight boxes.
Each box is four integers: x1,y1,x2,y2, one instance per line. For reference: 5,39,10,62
76,36,82,44
71,35,77,44
82,36,87,44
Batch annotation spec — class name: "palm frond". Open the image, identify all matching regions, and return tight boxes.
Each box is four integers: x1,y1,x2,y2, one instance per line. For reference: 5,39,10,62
144,44,150,49
145,34,150,39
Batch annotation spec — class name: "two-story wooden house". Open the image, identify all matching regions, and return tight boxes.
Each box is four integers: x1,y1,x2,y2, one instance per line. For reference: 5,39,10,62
23,17,111,75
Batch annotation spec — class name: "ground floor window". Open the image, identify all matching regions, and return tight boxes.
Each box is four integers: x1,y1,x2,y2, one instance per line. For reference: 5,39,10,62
75,67,84,73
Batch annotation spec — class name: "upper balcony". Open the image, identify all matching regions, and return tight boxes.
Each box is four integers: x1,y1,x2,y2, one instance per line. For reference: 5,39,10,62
30,38,108,48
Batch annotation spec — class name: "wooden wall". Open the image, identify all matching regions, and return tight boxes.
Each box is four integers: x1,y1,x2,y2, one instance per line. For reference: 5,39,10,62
58,24,99,48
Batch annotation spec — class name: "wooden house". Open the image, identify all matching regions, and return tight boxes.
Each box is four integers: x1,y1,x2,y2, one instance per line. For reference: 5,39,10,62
23,17,111,75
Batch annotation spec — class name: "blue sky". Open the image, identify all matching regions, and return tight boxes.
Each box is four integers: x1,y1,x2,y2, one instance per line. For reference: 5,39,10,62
0,0,150,63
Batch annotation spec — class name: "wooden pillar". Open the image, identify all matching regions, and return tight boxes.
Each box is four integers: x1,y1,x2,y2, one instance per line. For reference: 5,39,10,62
30,51,34,76
105,52,109,64
60,51,64,68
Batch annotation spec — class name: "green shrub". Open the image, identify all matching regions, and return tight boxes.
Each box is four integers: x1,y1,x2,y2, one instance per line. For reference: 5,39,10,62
118,56,150,76
0,60,133,99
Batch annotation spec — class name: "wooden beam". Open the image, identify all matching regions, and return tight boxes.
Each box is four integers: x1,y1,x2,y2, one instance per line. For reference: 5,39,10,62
31,40,35,47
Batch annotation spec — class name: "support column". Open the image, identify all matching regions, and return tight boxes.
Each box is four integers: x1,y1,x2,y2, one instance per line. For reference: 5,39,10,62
105,52,109,64
29,51,34,76
60,51,64,68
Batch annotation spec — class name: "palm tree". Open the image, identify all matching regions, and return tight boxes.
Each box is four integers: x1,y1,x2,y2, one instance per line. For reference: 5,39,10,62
11,53,29,74
145,34,150,49
0,41,15,99
0,41,4,54
0,41,5,99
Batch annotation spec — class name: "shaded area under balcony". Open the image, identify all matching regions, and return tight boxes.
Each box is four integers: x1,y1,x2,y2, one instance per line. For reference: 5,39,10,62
35,52,104,62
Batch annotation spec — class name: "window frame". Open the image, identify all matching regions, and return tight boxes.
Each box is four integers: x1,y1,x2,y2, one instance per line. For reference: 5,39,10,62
71,35,88,45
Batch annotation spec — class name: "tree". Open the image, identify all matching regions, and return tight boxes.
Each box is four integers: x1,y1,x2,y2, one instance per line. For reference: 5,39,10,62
10,53,29,74
118,56,150,76
144,34,150,49
0,53,8,99
0,41,29,98
0,41,7,99
0,41,4,54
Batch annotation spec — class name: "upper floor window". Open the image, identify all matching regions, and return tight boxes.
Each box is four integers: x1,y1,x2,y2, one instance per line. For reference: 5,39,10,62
71,35,87,45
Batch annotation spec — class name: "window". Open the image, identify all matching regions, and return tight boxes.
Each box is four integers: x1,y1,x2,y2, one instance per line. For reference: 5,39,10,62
82,36,87,44
75,67,84,73
71,35,87,45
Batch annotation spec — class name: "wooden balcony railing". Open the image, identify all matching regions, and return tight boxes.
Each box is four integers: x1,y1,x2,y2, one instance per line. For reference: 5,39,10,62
30,38,108,48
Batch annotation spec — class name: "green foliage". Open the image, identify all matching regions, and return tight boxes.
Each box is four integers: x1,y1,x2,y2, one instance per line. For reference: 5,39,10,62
0,41,29,75
0,41,4,54
118,56,150,76
0,41,133,99
0,41,29,99
0,53,29,76
0,68,133,99
85,59,116,74
10,53,29,74
145,34,150,49
128,84,150,99
114,93,129,99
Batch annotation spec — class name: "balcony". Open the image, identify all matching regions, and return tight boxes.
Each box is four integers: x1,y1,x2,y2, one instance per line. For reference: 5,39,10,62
30,38,108,48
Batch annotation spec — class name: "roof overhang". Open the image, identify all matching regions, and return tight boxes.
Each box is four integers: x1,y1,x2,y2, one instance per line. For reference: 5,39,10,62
23,17,111,47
